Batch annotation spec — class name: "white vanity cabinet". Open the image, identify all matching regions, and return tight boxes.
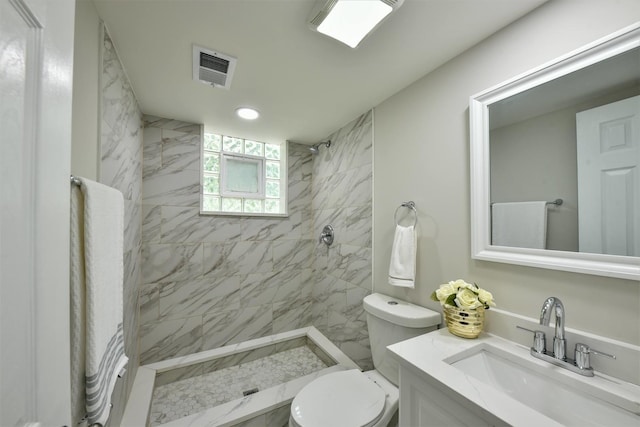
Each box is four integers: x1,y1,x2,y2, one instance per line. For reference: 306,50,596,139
389,328,640,427
397,360,506,427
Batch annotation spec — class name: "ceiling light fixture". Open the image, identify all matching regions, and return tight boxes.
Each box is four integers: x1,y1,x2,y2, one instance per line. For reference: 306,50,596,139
308,0,403,48
236,107,260,120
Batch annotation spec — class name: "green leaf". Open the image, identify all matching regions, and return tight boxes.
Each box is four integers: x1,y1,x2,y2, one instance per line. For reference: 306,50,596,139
445,293,457,307
430,291,439,302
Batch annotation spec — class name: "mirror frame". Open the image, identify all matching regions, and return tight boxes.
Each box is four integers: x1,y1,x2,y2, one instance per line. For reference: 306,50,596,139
470,23,640,281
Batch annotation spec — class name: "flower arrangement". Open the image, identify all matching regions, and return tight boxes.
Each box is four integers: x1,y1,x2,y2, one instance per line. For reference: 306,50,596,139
430,279,496,310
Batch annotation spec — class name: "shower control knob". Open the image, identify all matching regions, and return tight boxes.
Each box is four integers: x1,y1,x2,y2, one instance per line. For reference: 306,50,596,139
319,225,334,246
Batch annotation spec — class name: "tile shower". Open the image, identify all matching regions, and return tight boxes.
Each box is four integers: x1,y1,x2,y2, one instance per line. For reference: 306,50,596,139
139,121,316,364
311,111,374,370
138,111,374,369
99,23,374,420
99,27,143,424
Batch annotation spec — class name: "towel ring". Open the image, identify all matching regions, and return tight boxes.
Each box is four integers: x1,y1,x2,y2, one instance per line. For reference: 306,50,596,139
394,201,417,227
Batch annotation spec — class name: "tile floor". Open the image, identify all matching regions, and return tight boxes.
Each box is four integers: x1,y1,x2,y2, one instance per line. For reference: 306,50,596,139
150,345,328,426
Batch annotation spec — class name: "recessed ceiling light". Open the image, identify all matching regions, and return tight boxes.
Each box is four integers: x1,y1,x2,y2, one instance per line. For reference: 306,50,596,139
236,107,260,120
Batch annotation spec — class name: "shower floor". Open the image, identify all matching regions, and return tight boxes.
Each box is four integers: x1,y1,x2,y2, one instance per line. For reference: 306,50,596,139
121,327,360,427
150,345,328,426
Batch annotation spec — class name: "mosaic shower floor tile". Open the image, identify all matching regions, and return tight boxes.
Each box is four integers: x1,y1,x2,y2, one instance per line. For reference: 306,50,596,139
150,346,328,426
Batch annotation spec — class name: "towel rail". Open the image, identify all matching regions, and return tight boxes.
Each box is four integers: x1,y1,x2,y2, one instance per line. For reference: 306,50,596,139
491,199,563,206
394,201,417,227
70,175,82,186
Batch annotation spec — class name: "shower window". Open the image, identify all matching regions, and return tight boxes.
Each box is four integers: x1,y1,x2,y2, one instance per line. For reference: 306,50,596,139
201,133,287,216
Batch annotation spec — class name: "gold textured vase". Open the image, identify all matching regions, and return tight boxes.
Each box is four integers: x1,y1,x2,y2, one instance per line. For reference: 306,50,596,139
444,305,485,339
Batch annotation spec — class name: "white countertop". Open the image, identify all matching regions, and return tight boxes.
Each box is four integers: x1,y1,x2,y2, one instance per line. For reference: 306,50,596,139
387,328,640,427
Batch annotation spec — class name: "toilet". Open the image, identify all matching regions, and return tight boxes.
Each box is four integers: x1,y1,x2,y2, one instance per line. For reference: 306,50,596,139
290,293,441,427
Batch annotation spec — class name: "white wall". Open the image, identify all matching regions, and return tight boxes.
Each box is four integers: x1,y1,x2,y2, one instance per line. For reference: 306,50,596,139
373,0,640,345
71,0,100,180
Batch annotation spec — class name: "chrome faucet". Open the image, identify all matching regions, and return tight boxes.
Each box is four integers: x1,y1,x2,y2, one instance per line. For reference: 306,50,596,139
539,296,566,360
517,297,616,377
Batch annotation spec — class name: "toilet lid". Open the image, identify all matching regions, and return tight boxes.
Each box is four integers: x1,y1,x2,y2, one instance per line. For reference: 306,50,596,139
290,369,386,427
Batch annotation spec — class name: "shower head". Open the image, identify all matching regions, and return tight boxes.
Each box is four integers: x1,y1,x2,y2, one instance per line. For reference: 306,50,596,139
309,140,331,154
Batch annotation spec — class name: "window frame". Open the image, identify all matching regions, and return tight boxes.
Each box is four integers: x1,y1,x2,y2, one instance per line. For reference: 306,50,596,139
200,131,288,217
219,152,265,199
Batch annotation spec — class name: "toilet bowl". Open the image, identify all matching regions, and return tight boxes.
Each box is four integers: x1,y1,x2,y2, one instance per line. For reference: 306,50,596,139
289,293,441,427
289,369,398,427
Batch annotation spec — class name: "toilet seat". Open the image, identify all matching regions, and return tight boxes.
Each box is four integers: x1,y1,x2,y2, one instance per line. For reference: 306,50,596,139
290,369,386,427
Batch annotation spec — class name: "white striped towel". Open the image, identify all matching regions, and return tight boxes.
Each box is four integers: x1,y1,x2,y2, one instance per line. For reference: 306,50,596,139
70,183,86,426
71,177,128,426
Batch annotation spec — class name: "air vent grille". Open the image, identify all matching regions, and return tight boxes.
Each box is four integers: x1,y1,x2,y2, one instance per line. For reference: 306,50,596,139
200,52,229,74
193,45,237,89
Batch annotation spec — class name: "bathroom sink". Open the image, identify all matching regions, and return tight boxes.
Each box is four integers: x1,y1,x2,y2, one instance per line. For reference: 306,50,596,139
448,344,640,426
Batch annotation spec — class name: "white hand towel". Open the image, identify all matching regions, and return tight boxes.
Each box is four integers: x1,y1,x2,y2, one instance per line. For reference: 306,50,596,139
491,201,548,249
71,177,128,426
388,224,417,288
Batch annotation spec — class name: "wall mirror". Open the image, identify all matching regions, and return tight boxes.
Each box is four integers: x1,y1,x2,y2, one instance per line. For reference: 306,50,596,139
470,23,640,281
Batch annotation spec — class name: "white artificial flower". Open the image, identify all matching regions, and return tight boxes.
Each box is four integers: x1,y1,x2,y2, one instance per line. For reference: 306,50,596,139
450,279,467,291
478,288,496,307
455,288,482,309
435,282,456,304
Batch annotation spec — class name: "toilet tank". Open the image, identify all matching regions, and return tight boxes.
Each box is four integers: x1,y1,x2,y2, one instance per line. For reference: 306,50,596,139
363,293,441,386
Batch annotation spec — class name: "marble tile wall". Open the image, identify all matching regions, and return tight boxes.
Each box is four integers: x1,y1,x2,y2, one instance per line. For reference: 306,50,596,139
99,28,143,426
96,28,372,423
139,119,314,364
311,110,374,369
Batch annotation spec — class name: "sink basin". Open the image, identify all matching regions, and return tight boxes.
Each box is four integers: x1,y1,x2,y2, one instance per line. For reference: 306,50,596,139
448,344,640,426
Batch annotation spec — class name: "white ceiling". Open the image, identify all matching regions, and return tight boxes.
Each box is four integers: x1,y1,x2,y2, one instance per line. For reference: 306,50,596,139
92,0,547,144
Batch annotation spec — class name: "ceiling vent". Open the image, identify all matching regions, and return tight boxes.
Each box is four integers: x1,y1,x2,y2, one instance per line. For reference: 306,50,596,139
193,45,237,89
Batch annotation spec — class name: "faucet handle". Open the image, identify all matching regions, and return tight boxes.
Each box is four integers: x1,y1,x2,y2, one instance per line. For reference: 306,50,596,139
319,225,334,246
517,325,546,354
574,343,616,370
